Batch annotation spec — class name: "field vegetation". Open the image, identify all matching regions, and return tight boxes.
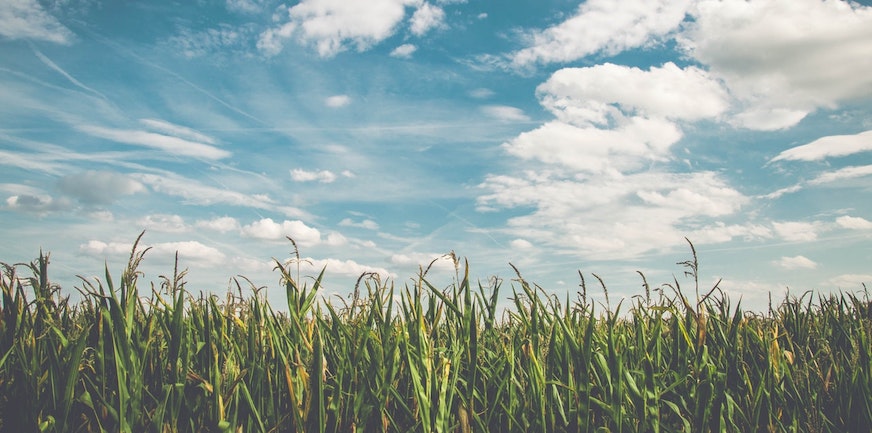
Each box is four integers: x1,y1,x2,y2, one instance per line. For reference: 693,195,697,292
1,234,870,432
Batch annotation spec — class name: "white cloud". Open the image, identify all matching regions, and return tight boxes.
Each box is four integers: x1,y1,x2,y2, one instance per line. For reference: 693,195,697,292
150,241,226,266
5,193,69,214
79,240,132,257
390,43,417,58
505,63,727,175
291,168,338,183
226,0,268,14
324,232,348,246
196,216,241,233
774,255,818,270
391,252,457,272
166,24,251,58
510,239,534,250
58,171,146,205
537,63,728,125
339,217,379,230
771,130,872,162
132,172,309,219
503,119,681,175
825,273,872,289
140,119,216,144
469,88,494,99
410,2,445,36
241,218,322,246
81,239,225,266
681,0,872,130
0,0,74,44
77,125,230,160
137,214,188,233
687,222,772,244
481,105,530,122
295,257,396,279
809,165,872,185
772,221,819,242
325,94,351,107
478,170,748,259
836,215,872,230
260,0,418,57
256,21,296,56
511,0,692,66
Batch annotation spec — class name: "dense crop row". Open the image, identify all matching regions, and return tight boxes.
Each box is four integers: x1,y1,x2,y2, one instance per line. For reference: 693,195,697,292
1,236,870,432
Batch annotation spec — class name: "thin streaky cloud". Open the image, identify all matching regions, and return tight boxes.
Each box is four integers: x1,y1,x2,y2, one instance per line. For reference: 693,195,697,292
32,46,109,100
77,125,231,160
771,130,872,162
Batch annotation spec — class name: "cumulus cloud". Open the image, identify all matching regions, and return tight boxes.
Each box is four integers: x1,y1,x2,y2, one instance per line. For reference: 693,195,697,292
774,255,818,270
150,241,227,265
478,170,749,259
137,214,188,233
391,252,457,272
836,215,872,230
293,257,396,279
390,43,417,58
511,0,692,67
339,218,379,230
502,63,728,175
77,125,230,160
80,239,226,266
195,216,241,233
5,193,69,214
58,171,146,205
241,218,322,246
504,119,682,175
681,0,872,130
771,130,872,162
291,168,338,183
537,63,728,125
79,240,132,256
772,221,819,242
510,239,534,250
0,0,74,44
258,0,418,57
410,2,445,36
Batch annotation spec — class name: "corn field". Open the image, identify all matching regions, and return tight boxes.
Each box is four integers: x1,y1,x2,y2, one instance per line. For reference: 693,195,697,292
1,236,871,433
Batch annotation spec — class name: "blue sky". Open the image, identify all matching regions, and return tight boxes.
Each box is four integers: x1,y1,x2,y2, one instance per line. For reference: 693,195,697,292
2,0,871,311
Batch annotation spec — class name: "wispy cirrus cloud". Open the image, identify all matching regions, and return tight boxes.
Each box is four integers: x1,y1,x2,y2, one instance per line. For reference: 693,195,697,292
0,0,75,44
480,105,529,122
809,165,872,185
77,125,231,160
131,172,309,218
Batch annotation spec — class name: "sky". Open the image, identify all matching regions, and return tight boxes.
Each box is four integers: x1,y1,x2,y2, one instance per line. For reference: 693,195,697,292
2,0,872,312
